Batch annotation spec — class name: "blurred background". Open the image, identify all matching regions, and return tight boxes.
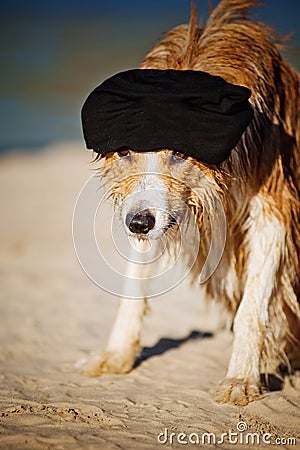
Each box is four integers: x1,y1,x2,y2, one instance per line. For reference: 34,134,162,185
1,0,300,154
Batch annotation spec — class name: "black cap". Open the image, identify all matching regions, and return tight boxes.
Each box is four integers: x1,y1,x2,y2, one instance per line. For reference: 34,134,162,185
81,69,253,165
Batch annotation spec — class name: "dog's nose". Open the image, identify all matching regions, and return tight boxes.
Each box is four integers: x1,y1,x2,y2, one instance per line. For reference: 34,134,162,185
126,212,155,234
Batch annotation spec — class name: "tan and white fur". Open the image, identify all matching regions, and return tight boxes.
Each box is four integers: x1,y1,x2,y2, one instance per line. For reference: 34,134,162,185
83,0,300,406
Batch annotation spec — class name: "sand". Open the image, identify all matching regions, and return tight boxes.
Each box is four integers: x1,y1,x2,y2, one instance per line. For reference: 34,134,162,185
0,143,299,449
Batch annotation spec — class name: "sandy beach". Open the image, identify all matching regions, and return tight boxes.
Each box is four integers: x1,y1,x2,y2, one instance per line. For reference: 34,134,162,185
0,143,299,449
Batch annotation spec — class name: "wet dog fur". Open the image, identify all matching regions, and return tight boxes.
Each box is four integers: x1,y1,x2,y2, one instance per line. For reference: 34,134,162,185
83,0,300,406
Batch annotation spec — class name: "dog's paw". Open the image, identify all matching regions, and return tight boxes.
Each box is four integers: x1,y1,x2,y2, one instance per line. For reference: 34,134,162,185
213,377,261,406
77,351,136,377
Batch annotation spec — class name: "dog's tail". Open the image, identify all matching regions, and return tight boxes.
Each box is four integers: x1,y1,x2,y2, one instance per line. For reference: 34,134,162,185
179,3,199,67
140,0,261,71
139,3,203,70
206,0,262,26
203,0,292,47
180,1,262,68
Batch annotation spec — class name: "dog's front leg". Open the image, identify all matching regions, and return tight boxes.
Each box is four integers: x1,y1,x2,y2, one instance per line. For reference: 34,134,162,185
83,298,148,376
214,196,285,405
83,241,149,376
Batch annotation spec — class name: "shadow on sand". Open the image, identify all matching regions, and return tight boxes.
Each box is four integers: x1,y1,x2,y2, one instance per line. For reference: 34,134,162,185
134,330,213,368
135,331,289,395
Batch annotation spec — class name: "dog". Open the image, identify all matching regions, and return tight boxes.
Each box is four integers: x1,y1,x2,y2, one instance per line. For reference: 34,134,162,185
80,0,300,406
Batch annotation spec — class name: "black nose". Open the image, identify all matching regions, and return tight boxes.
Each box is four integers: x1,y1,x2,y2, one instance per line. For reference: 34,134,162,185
126,212,156,234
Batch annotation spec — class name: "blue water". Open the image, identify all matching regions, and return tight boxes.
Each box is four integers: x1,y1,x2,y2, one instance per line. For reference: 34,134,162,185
1,0,299,152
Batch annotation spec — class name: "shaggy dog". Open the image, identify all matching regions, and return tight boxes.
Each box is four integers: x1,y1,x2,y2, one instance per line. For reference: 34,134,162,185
81,0,300,405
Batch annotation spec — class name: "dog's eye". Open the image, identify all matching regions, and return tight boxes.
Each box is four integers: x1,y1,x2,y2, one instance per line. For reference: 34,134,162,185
172,151,187,161
117,148,131,157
